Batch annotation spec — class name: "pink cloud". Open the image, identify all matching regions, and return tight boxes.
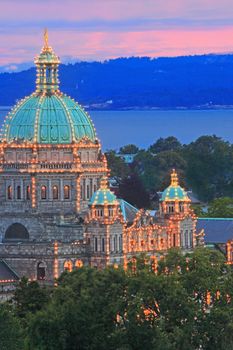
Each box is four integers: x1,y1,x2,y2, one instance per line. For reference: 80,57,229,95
1,0,233,65
1,27,233,65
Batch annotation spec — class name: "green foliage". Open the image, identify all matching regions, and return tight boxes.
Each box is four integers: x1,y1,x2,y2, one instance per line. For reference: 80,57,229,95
0,305,24,350
13,277,50,320
191,204,206,217
119,144,139,154
2,248,233,349
107,135,233,204
184,135,233,201
207,197,233,218
149,136,182,154
105,150,130,178
118,173,150,208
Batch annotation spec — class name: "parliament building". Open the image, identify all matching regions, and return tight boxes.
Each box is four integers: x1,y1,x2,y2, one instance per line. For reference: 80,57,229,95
0,33,203,288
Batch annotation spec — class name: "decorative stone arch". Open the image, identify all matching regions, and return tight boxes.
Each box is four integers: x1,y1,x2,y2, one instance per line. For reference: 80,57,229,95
36,261,47,280
75,259,83,269
4,223,29,242
64,260,73,272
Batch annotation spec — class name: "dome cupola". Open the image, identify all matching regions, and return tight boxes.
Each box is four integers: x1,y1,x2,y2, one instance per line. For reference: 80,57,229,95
88,177,120,221
160,169,191,215
0,30,97,144
89,177,118,206
161,169,190,202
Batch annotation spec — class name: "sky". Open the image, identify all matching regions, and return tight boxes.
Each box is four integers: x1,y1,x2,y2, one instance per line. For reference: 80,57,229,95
1,0,233,71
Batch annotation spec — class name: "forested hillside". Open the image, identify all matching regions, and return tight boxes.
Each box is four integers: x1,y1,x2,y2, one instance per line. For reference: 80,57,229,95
1,54,233,108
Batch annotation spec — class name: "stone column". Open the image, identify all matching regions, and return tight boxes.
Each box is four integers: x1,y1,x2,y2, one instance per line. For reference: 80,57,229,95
49,178,52,200
60,178,64,200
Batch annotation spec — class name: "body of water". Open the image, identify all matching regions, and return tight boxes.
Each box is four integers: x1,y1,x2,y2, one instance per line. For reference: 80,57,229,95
1,108,233,150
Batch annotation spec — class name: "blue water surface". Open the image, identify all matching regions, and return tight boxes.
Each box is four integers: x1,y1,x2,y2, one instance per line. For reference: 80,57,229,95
1,108,233,150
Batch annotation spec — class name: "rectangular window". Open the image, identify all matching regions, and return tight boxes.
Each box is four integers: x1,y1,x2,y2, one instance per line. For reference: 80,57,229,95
94,237,98,252
102,238,105,252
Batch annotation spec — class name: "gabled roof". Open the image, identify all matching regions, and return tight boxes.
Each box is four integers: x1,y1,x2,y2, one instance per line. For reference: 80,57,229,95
118,199,138,223
197,218,233,243
0,260,19,282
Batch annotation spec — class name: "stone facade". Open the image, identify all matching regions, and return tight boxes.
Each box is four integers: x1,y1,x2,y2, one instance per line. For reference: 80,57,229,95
0,35,201,291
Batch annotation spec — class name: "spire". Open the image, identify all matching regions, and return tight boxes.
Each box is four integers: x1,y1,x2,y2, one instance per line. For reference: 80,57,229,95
44,28,49,50
34,30,60,94
170,169,179,186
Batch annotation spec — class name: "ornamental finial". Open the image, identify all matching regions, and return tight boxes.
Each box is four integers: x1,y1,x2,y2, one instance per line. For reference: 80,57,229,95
44,28,49,49
100,176,109,190
171,169,179,186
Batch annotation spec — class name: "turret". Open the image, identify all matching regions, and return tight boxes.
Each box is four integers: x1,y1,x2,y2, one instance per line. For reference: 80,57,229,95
85,176,123,268
159,169,191,216
159,170,196,250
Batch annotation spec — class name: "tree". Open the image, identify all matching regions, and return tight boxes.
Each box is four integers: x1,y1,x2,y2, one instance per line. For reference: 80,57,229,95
149,137,182,154
184,135,233,201
25,249,233,350
207,197,233,218
28,267,128,350
119,144,139,154
13,277,50,320
134,149,187,194
0,305,24,350
119,173,150,208
105,150,130,178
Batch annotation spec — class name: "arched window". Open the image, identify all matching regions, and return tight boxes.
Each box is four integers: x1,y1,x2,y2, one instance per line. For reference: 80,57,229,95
41,186,47,200
5,223,29,241
64,260,73,272
26,185,31,200
64,185,70,200
75,260,83,269
53,185,58,200
37,262,46,280
87,185,90,199
17,186,21,200
7,185,12,200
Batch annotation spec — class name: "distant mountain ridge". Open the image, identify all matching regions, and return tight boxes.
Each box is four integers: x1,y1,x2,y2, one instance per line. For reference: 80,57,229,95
1,54,233,109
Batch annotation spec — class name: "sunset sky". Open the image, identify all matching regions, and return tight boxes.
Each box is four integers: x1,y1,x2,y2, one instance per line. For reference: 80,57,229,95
1,0,233,71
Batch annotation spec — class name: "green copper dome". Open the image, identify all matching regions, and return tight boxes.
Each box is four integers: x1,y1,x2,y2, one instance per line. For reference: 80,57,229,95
1,93,96,144
89,177,118,206
0,31,97,144
161,170,190,202
161,186,188,201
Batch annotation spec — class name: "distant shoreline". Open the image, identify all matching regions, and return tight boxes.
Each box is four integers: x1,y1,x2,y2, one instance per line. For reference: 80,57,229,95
1,105,233,112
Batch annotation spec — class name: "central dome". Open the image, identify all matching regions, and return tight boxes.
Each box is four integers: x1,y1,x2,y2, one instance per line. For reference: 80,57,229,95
0,30,97,144
2,93,96,144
